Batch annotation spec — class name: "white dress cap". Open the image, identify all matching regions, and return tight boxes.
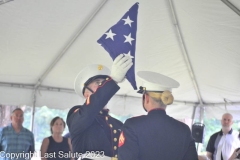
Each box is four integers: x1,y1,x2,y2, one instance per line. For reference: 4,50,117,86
137,71,180,92
74,64,110,97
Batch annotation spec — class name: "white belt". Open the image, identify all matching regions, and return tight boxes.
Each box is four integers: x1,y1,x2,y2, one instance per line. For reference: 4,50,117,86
77,154,118,160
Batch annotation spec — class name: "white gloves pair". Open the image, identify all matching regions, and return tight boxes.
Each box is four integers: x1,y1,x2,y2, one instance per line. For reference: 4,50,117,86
110,54,133,83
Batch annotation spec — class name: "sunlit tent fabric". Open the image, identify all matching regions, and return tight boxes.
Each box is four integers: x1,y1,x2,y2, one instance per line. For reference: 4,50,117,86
0,0,240,121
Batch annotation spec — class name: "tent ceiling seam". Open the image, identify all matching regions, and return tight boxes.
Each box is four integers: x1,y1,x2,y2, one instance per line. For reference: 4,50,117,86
33,0,108,89
0,0,13,6
168,0,204,105
221,0,240,16
2,82,240,107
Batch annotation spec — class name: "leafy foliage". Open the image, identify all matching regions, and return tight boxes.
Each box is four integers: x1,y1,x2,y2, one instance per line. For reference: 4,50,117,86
6,105,239,154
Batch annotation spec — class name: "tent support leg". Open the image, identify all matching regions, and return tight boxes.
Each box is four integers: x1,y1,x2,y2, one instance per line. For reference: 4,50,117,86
30,89,37,132
199,105,204,123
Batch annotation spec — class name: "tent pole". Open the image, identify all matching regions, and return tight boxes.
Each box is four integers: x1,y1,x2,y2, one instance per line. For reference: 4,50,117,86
200,105,204,123
191,105,204,126
191,105,197,125
168,0,204,106
29,0,108,131
221,0,240,16
2,82,240,107
33,0,108,89
0,0,13,6
30,89,37,132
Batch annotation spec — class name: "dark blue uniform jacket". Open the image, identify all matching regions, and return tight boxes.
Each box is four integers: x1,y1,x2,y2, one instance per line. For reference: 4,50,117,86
118,108,198,160
67,78,123,158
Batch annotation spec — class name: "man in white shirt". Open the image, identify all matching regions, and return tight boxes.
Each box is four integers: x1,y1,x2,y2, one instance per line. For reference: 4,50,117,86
206,113,240,160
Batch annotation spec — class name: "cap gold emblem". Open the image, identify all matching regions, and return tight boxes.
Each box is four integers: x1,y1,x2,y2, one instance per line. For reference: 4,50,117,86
98,65,103,70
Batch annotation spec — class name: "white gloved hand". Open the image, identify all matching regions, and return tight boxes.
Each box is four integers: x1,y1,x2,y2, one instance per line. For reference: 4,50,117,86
110,54,133,83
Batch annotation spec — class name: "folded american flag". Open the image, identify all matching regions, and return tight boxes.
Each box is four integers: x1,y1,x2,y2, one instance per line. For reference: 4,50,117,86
97,2,139,90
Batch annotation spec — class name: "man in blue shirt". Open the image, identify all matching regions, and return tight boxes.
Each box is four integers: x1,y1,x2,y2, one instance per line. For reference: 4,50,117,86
0,108,35,160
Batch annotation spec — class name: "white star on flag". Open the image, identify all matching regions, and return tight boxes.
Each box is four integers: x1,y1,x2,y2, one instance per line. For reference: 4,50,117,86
97,3,139,90
104,29,116,41
124,33,134,45
124,51,134,58
122,16,134,27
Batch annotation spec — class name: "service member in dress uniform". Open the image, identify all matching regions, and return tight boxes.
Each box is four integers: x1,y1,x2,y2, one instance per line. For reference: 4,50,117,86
67,54,132,160
118,71,198,160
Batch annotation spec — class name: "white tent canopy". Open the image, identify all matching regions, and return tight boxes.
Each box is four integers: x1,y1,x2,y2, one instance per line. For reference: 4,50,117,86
0,0,240,120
